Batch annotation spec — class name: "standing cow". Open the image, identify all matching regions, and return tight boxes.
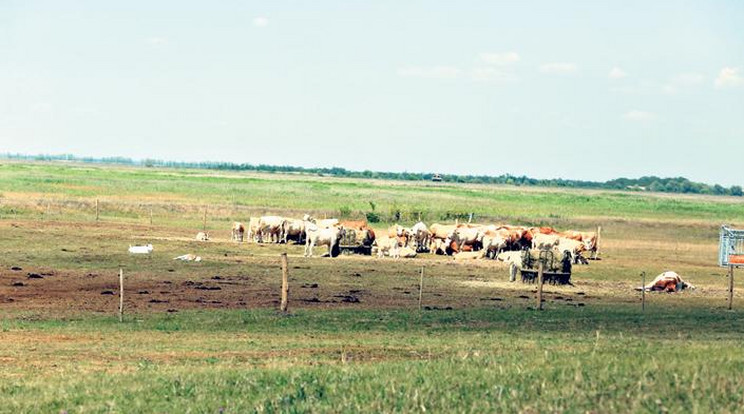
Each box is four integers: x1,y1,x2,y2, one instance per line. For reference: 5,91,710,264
231,222,245,242
304,219,345,257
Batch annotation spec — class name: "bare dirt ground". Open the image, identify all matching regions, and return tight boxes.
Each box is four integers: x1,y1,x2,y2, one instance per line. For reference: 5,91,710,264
0,218,734,317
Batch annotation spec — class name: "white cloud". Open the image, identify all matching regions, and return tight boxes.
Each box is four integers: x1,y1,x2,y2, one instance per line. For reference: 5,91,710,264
608,67,627,79
253,17,269,28
145,37,169,47
715,67,743,88
539,62,577,75
471,67,518,83
478,52,520,65
397,66,461,79
623,110,656,122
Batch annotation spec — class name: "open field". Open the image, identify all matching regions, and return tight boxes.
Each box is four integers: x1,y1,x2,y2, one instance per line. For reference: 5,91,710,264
1,161,744,412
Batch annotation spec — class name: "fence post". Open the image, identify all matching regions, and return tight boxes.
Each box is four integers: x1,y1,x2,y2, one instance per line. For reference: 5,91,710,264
149,207,153,226
119,268,124,322
729,265,735,311
280,253,289,313
594,226,602,259
202,205,208,231
537,261,544,310
641,271,646,312
418,266,425,311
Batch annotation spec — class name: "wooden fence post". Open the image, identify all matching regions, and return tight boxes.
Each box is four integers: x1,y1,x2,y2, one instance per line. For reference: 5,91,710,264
119,268,124,322
641,271,646,312
729,265,735,311
418,266,425,311
203,205,208,231
95,199,99,221
594,225,602,259
280,253,289,313
537,261,544,310
149,207,153,226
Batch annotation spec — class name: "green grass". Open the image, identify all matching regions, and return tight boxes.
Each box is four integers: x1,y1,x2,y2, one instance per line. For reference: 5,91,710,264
2,160,744,412
2,162,744,227
2,308,743,412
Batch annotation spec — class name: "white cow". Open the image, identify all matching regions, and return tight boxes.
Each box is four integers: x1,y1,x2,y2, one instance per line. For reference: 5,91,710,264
533,233,560,250
375,236,401,259
302,214,339,229
481,230,509,258
231,222,245,242
195,232,209,241
556,237,587,264
129,244,153,254
258,216,287,243
304,221,345,257
247,217,261,242
282,218,306,244
408,222,430,252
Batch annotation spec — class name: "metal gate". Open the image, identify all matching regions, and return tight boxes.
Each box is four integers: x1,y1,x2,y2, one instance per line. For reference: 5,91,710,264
719,225,744,267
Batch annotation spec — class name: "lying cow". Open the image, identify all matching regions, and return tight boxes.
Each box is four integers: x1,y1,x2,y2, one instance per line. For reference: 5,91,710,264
128,244,153,254
636,271,696,292
174,253,202,262
195,232,210,241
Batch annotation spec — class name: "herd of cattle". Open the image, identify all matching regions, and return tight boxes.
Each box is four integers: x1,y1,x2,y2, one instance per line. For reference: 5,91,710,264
228,215,599,262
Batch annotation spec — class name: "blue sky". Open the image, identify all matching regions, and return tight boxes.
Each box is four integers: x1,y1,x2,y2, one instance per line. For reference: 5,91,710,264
1,1,743,185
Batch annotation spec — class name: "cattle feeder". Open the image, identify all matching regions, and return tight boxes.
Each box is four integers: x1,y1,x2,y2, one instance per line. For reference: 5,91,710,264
719,225,744,310
519,249,573,285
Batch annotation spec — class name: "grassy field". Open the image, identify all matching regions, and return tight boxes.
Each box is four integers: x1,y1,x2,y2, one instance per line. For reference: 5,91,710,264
1,161,743,412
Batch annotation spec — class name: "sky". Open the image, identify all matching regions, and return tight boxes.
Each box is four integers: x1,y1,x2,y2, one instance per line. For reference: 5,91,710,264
1,1,743,185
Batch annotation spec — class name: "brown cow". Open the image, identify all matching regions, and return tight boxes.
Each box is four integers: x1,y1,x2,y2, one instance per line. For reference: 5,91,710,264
636,271,696,292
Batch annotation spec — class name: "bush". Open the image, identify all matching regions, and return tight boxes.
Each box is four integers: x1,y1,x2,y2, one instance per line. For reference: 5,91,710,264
365,212,380,223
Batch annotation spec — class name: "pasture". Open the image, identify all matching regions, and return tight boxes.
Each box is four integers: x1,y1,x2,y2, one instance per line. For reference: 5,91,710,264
1,161,744,412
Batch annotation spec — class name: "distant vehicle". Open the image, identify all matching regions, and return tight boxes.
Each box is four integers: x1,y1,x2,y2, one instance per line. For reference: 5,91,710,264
431,173,443,182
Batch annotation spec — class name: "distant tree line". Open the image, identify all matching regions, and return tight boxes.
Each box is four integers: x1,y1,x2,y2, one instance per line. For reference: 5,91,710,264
4,152,742,197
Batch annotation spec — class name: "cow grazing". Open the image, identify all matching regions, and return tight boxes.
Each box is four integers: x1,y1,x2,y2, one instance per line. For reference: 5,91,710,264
231,222,245,242
446,225,483,254
195,232,210,241
636,271,696,292
429,223,457,254
375,236,401,259
482,230,509,258
128,244,153,254
247,217,260,242
282,218,306,244
257,216,287,243
387,224,410,246
562,230,598,253
304,220,345,257
556,237,588,264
